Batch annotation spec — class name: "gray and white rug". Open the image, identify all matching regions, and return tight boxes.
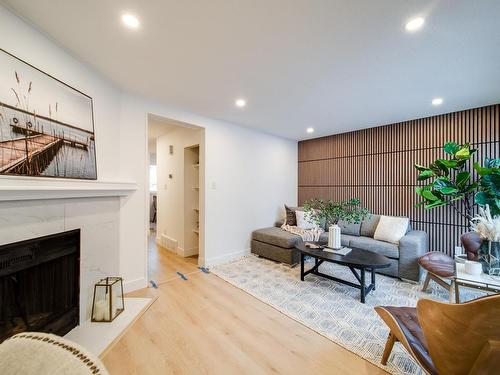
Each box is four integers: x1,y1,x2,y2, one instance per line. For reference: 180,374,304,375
211,255,482,375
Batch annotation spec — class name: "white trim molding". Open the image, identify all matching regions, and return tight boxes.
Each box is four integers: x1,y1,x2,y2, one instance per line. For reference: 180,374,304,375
204,248,250,267
123,277,148,293
177,246,198,258
0,176,137,201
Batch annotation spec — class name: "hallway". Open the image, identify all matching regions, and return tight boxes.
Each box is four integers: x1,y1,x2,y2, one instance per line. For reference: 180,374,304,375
148,233,199,286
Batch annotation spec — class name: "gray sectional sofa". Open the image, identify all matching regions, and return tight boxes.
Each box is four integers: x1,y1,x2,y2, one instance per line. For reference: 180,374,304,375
251,214,428,282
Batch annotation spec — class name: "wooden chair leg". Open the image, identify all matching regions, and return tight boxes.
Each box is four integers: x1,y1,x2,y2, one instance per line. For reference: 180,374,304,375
381,332,396,365
422,272,431,291
449,280,455,303
454,280,460,304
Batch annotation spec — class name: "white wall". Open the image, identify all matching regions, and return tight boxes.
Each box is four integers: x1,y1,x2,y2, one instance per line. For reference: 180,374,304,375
121,95,298,267
0,6,121,181
155,123,201,253
0,5,298,296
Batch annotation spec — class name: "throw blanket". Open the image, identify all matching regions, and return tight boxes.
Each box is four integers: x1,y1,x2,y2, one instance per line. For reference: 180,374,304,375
281,224,324,242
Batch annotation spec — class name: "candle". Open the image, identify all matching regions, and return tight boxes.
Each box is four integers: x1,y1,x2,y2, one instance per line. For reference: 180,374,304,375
94,300,108,321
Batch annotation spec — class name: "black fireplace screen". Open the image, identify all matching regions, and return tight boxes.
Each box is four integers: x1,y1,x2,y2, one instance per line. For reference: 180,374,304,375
0,229,80,343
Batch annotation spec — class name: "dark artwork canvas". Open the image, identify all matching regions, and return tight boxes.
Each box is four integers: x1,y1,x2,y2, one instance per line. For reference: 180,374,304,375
0,49,97,179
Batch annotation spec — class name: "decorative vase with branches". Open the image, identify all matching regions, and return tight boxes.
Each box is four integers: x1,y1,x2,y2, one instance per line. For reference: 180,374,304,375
303,198,370,228
471,205,500,275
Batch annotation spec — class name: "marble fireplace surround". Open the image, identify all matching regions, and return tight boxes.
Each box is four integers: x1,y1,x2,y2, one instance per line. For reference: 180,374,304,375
0,189,133,324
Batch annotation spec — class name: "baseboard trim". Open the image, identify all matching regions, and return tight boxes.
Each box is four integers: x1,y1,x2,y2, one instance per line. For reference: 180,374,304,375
177,247,199,257
204,248,250,267
123,277,148,293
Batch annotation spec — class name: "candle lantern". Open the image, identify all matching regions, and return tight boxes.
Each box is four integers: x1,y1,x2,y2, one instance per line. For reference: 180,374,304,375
91,277,124,322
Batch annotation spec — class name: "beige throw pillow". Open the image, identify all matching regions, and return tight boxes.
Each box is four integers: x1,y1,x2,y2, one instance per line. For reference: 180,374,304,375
295,210,318,230
373,216,409,244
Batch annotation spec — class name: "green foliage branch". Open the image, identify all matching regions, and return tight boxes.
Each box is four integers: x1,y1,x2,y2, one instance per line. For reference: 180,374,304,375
303,198,370,228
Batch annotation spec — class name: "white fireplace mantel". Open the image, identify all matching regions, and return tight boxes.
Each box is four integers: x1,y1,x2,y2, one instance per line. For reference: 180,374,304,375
0,176,137,202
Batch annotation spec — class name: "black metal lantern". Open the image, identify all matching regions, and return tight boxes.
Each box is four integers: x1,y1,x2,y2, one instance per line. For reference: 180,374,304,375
91,277,124,322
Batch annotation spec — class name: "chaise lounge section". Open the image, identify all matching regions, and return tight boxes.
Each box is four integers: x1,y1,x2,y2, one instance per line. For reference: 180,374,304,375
251,214,428,282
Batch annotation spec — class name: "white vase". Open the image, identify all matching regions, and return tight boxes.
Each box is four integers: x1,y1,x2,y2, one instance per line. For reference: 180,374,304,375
328,225,341,249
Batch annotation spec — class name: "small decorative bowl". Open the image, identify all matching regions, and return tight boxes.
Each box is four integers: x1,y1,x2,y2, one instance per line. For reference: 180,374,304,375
465,260,482,276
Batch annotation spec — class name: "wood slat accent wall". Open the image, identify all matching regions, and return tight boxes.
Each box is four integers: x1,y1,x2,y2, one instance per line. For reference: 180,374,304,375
298,104,500,255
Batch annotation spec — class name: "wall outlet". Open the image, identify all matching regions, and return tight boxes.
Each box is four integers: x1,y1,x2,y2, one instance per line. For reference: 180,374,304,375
211,181,217,190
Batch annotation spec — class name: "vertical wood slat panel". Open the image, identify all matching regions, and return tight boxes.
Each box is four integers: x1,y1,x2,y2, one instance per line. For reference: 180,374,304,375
297,104,500,256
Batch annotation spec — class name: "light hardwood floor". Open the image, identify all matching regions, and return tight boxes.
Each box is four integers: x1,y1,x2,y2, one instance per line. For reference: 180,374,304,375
147,233,199,285
102,237,386,375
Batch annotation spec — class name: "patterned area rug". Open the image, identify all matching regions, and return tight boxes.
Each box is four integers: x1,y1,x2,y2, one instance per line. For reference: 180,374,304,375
211,255,482,375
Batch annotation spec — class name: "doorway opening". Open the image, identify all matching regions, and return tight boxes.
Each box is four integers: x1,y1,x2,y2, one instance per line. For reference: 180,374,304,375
147,115,204,285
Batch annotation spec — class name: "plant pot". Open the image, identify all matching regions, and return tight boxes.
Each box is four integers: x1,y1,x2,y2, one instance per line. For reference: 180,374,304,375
478,241,500,276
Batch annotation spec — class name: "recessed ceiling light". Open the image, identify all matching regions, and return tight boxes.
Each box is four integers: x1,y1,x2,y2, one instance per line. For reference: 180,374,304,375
235,99,246,108
122,13,140,29
405,17,425,32
432,97,443,106
306,127,314,134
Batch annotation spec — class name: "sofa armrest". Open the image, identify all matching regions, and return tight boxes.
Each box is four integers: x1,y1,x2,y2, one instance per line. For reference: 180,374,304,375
398,230,429,282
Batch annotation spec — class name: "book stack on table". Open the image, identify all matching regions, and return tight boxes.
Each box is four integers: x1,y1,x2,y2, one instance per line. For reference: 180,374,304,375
323,247,351,256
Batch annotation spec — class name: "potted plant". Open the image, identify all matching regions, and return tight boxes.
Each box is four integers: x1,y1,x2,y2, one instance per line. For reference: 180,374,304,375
414,141,499,262
471,205,500,275
303,198,369,248
414,142,499,222
303,198,370,227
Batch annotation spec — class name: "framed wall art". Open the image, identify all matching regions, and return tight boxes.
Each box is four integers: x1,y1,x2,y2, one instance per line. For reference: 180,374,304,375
0,49,97,179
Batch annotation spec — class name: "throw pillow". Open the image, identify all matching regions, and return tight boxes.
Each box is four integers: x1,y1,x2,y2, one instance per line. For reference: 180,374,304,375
373,215,409,244
360,214,381,237
295,210,318,230
284,205,298,226
337,220,361,236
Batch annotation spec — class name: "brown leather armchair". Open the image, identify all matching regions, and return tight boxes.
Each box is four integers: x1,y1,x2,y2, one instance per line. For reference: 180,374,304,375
461,232,482,261
375,294,500,374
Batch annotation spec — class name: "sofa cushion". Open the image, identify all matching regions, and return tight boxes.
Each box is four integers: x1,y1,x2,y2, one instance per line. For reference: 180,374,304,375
338,220,361,236
360,214,381,237
295,210,319,229
252,227,301,249
251,240,300,265
284,205,298,226
319,233,356,247
374,216,409,244
340,234,357,247
349,236,399,259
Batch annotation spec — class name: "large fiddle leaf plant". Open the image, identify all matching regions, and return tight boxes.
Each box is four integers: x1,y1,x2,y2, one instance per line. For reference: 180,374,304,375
474,158,500,217
414,142,500,221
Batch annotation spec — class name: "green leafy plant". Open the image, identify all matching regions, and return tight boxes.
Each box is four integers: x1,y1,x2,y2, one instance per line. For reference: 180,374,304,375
474,158,500,217
303,198,370,228
414,142,500,221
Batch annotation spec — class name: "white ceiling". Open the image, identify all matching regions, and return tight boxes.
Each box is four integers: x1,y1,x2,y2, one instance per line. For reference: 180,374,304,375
3,0,500,140
147,115,190,154
148,116,182,142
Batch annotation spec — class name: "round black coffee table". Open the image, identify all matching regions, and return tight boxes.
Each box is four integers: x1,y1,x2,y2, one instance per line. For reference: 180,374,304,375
295,241,391,303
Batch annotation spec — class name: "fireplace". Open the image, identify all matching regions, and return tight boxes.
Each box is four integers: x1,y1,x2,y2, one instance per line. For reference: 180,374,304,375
0,230,80,343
